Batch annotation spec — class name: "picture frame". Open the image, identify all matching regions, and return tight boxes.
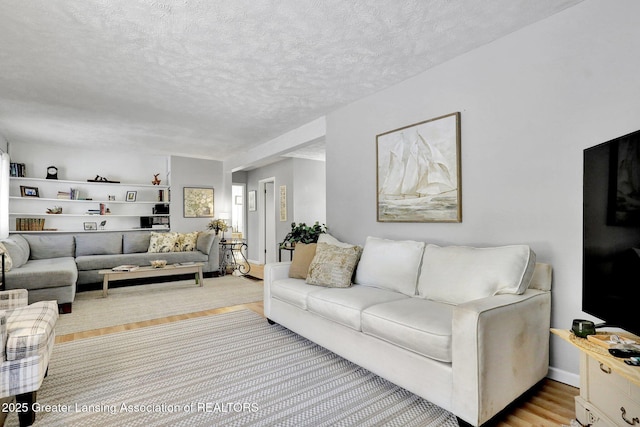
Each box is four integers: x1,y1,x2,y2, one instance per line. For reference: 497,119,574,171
125,191,137,202
84,222,97,231
248,190,257,212
235,195,243,205
20,186,40,198
280,185,287,222
183,187,214,218
377,112,461,223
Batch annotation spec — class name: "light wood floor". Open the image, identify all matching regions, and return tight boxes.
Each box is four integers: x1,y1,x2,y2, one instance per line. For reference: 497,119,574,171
56,262,577,426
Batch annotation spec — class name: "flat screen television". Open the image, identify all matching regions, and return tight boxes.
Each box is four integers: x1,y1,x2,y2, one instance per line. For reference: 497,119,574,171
583,129,640,336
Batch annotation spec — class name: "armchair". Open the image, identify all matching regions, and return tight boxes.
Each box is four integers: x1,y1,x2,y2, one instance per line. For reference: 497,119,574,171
0,289,58,427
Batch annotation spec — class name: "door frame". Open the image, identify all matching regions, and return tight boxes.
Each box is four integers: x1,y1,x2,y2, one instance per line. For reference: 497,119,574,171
258,177,277,264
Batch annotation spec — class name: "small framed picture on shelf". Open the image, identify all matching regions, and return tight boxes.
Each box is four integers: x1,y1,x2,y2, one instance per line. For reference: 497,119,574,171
126,191,137,202
84,222,97,231
20,186,40,198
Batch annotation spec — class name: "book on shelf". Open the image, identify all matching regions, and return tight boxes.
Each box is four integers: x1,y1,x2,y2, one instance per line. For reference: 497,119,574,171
16,218,45,231
112,265,139,272
9,163,26,177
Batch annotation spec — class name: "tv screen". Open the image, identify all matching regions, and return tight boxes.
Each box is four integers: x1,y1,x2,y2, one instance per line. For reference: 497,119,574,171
583,129,640,336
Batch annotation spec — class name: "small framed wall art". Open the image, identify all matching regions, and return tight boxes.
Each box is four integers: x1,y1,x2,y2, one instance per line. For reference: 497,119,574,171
377,112,461,223
20,186,40,198
183,187,214,218
125,191,137,202
280,185,287,222
248,190,257,212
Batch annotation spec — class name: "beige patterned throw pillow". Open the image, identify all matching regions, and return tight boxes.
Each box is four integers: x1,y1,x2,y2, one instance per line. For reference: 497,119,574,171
0,242,13,272
148,232,178,253
175,232,198,252
306,242,362,288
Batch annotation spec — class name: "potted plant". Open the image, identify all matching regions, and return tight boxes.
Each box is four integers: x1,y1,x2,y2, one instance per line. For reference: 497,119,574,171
280,222,327,248
207,219,229,238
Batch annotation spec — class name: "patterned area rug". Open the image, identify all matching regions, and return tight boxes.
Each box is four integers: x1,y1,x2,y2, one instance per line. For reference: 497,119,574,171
7,310,459,426
56,275,264,335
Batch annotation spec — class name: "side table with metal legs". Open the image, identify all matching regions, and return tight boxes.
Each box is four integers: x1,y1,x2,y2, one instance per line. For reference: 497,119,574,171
219,240,251,276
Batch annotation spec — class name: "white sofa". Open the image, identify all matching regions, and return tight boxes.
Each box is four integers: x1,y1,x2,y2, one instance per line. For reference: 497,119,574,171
264,236,552,426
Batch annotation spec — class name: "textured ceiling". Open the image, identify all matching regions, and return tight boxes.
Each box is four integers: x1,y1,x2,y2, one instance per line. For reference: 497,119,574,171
0,0,582,162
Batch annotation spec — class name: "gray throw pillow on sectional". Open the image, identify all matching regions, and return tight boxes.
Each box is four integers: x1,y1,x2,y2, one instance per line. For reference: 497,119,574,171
123,232,152,254
23,234,75,260
75,233,123,256
1,235,30,268
197,231,216,255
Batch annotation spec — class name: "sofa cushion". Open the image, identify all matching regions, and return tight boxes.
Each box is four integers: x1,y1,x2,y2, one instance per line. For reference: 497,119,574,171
75,233,123,256
361,298,455,363
4,257,78,290
307,285,409,331
148,232,178,253
123,232,152,254
289,243,317,279
355,236,425,296
417,244,536,305
23,234,75,259
2,235,30,268
306,243,362,288
270,278,323,310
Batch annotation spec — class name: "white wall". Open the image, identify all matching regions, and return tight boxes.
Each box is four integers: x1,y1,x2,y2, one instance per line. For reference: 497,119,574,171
246,158,294,261
292,158,326,226
245,157,326,261
9,141,168,184
169,155,226,233
325,0,640,382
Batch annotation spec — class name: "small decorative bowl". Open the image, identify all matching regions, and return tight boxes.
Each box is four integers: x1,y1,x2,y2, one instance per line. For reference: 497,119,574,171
151,260,167,268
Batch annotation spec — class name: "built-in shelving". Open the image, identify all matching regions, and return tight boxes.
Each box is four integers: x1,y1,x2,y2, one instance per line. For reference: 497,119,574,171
9,177,171,233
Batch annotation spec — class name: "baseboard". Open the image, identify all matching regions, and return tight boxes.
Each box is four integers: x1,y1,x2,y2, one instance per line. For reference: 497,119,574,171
547,366,580,388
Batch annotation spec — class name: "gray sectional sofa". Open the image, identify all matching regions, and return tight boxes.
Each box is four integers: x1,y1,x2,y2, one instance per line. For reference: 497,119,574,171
1,231,220,313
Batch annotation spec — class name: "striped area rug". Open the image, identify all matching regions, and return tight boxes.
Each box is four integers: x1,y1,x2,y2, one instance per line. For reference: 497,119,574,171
6,310,459,427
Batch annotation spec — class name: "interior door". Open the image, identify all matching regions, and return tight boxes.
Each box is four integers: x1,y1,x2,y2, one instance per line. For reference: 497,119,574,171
264,181,276,263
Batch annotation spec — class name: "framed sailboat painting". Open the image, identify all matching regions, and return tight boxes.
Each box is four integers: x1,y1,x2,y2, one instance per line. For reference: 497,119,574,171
377,112,461,222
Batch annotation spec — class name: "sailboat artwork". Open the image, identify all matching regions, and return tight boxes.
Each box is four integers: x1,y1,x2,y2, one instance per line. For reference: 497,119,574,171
377,112,461,222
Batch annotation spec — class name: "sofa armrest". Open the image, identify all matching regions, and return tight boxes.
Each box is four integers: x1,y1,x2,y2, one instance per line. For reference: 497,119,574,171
451,289,551,426
263,262,292,317
0,289,29,311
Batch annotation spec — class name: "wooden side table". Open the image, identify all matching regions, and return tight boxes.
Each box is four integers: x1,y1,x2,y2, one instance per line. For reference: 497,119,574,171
552,328,640,426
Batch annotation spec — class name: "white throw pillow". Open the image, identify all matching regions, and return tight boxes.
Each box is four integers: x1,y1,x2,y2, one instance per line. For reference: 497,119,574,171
317,233,358,249
417,244,536,304
354,236,426,296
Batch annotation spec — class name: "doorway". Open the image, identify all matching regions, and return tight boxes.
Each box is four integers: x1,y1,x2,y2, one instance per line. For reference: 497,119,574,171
258,178,277,264
231,183,245,238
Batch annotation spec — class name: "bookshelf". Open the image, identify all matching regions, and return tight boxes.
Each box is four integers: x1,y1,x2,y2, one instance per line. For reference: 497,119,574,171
9,177,171,233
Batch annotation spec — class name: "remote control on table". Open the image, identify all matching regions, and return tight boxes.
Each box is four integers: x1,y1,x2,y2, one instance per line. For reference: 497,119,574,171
609,344,640,358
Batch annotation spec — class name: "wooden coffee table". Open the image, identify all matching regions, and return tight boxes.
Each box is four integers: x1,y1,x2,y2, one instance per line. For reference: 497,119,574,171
99,263,204,297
